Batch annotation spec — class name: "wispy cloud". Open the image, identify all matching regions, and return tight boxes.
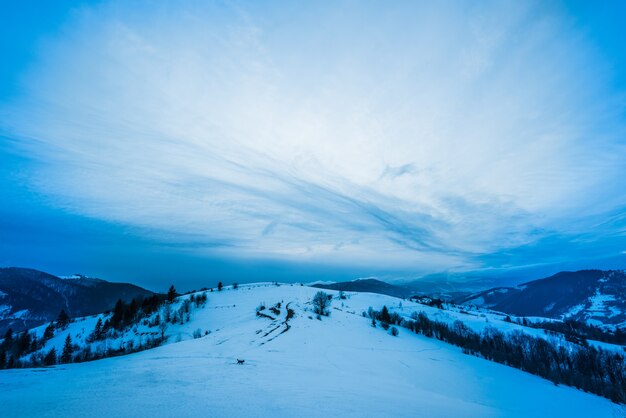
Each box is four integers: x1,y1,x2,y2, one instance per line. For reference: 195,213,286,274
2,0,625,275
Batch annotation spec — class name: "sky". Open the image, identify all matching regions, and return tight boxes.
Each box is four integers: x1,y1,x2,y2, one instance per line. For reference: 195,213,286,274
1,0,625,291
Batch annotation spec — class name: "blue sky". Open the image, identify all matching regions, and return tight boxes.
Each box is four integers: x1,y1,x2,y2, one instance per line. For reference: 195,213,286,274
1,1,625,291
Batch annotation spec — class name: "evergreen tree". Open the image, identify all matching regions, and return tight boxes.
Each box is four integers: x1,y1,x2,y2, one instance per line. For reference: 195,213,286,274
129,298,138,318
3,328,13,346
112,299,125,328
217,281,223,291
61,334,74,363
167,285,177,303
44,347,57,366
57,309,70,329
30,335,39,353
43,322,55,340
18,331,32,355
93,318,103,340
380,306,391,324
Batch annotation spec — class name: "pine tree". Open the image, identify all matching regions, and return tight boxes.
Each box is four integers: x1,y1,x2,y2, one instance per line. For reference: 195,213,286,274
380,306,391,324
3,328,13,345
44,347,57,366
93,318,103,340
61,334,74,363
18,331,32,355
129,298,138,318
57,309,70,329
217,281,223,291
43,322,55,340
30,335,39,353
112,299,124,328
167,285,177,303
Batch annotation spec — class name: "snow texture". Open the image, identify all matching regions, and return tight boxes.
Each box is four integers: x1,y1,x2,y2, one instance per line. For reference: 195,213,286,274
0,284,621,417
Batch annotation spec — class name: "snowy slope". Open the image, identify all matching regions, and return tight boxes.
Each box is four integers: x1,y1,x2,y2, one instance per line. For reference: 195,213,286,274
0,284,620,417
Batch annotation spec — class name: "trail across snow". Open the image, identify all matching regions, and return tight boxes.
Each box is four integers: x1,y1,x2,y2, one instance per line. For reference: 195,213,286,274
0,283,621,417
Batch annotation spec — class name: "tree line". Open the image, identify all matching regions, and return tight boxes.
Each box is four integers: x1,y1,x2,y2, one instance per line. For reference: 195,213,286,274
367,306,626,403
520,317,626,346
0,292,173,369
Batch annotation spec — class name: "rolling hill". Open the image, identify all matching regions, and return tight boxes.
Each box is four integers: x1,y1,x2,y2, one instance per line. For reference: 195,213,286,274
458,270,626,328
0,283,619,417
311,278,413,298
0,267,154,334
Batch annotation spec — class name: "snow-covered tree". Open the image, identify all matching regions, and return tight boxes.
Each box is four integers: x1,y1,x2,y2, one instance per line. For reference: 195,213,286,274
158,320,167,341
92,318,104,341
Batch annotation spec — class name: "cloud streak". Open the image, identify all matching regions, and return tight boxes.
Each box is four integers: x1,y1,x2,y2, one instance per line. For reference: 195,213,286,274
2,0,625,275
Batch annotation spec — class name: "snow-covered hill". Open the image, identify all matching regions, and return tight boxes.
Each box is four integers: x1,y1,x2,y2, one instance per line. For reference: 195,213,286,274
459,270,626,328
0,283,621,417
0,267,154,334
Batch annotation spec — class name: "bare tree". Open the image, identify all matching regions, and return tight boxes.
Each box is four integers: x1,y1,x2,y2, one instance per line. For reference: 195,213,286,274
158,319,167,341
312,291,331,316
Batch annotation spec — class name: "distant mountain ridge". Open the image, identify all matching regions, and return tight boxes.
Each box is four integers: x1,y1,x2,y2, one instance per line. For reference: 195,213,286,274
0,267,154,334
458,269,626,327
311,277,504,301
311,278,413,298
312,277,499,301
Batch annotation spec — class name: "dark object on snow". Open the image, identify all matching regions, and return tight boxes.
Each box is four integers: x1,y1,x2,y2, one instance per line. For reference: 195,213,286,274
237,359,245,365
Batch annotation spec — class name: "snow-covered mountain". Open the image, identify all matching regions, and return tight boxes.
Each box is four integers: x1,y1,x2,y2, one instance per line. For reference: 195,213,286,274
0,283,621,417
0,267,154,334
458,270,626,328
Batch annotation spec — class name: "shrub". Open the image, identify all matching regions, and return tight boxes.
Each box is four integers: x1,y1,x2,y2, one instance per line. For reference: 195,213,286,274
312,291,331,316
